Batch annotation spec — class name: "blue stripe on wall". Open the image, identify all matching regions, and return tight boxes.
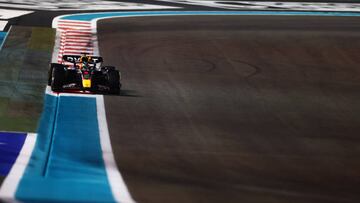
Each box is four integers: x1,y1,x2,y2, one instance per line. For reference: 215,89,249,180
0,132,27,176
15,95,115,202
62,10,360,21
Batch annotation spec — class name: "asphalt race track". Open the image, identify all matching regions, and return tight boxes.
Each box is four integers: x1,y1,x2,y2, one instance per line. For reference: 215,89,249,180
98,15,360,203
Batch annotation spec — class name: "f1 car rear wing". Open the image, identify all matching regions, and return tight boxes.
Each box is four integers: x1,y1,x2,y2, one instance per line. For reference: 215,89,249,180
62,55,103,64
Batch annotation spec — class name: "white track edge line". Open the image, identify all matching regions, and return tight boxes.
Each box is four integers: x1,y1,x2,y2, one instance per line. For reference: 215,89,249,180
96,96,135,203
0,133,37,203
91,16,133,202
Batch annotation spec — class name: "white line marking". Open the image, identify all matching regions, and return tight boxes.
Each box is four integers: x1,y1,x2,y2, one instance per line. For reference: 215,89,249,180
0,20,7,31
0,27,12,50
63,34,93,37
45,85,58,96
59,28,91,32
60,51,94,55
62,30,92,34
61,35,94,39
59,92,97,98
0,9,33,20
58,20,91,24
46,86,99,98
157,0,360,11
60,37,94,41
61,48,94,52
58,22,91,25
0,133,37,202
96,96,135,203
58,24,91,27
0,1,179,11
60,39,92,43
61,42,93,46
58,28,92,32
61,46,94,50
64,30,92,34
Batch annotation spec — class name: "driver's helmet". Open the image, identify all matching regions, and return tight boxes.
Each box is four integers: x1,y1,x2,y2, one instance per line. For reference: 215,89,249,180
80,56,89,63
80,56,90,69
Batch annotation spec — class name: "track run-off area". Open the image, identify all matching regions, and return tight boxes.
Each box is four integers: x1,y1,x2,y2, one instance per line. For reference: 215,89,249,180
1,10,360,203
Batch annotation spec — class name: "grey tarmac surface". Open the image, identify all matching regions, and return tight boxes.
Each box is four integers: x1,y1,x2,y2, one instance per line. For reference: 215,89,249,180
98,16,360,203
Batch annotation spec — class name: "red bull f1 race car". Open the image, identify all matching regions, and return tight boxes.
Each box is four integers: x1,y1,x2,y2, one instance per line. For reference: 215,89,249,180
48,54,121,94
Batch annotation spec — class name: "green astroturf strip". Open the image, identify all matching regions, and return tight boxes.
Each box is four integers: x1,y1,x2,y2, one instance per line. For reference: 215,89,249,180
0,26,55,132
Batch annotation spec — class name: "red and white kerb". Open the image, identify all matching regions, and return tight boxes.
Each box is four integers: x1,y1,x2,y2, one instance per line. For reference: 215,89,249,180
57,20,95,65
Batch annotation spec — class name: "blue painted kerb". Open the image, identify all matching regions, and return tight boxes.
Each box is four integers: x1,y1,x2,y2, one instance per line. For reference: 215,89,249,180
15,94,115,202
0,32,8,50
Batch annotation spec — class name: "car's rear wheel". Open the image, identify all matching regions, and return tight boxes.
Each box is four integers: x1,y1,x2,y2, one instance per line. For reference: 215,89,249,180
106,69,121,94
51,66,65,92
91,71,103,93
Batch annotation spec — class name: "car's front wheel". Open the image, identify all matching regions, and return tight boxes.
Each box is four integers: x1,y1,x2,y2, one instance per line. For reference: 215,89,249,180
106,69,121,94
48,63,64,86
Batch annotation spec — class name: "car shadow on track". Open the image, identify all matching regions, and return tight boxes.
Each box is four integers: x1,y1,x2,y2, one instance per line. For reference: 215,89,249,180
112,89,141,97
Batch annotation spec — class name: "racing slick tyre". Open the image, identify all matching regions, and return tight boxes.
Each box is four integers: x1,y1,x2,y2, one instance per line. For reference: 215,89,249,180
51,66,65,92
48,63,64,85
91,71,103,93
106,69,121,94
